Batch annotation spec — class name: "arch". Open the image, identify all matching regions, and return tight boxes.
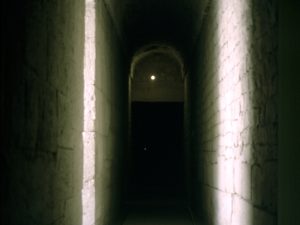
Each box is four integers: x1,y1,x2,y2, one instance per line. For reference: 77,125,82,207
130,43,186,80
129,43,186,102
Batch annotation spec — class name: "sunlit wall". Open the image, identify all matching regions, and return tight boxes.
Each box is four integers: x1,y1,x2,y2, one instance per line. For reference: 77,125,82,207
82,0,128,224
188,0,278,224
215,1,253,224
82,0,96,224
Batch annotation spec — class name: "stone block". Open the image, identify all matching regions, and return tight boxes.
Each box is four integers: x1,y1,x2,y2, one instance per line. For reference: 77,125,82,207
232,195,253,225
234,160,251,200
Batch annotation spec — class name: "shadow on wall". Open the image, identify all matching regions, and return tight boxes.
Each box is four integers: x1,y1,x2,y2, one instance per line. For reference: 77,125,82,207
51,0,85,224
250,0,278,223
2,0,85,224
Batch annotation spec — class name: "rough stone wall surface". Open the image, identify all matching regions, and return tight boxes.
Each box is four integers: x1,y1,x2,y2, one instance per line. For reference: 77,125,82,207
189,0,278,224
3,1,85,224
2,0,126,225
1,1,84,224
93,1,127,225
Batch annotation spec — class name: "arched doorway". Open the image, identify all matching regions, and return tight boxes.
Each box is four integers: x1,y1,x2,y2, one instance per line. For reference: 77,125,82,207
126,44,186,204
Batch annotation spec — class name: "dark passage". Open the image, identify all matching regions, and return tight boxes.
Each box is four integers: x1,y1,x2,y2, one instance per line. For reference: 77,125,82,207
123,102,191,224
128,102,184,200
2,0,291,224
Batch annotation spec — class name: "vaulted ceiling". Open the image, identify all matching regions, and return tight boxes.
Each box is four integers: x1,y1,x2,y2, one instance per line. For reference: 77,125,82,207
104,0,209,61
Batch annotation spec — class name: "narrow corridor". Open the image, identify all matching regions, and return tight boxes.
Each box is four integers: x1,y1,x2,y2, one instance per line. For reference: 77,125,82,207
123,205,193,225
2,0,299,225
124,102,187,224
123,193,194,225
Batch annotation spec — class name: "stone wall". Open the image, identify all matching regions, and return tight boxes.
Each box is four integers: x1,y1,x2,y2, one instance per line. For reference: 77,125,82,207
187,0,278,224
94,1,128,224
2,1,85,224
1,0,127,224
278,1,300,224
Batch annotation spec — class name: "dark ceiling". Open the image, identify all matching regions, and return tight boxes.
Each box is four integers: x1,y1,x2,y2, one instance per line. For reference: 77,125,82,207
104,0,209,61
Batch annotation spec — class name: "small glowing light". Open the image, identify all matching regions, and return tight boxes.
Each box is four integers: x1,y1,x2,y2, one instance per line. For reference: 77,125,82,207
150,75,156,80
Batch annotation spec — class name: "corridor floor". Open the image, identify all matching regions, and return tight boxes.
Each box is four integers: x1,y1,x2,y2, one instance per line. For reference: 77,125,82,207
122,191,194,225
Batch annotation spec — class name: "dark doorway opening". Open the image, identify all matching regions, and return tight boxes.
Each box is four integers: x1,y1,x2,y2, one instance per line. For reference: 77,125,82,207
127,102,184,204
